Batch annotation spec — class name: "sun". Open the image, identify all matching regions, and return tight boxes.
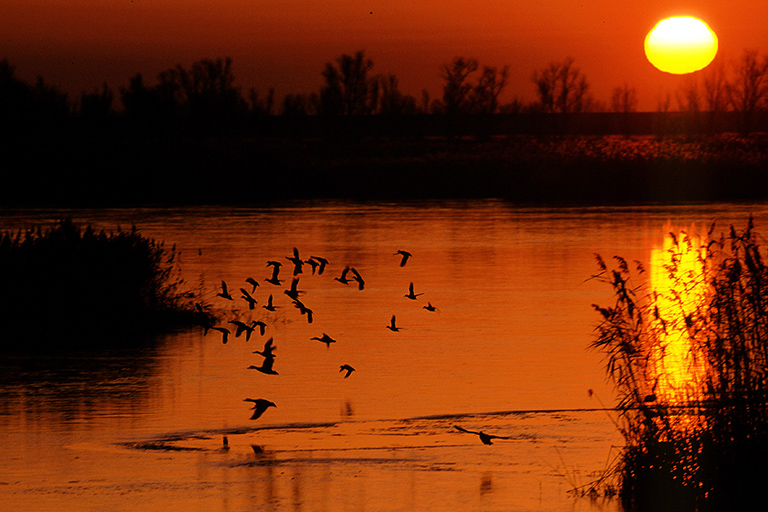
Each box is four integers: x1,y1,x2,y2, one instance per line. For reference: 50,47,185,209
645,16,718,74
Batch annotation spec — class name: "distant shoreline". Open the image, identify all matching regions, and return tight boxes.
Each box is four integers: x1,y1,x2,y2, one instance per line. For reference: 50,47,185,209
4,133,768,207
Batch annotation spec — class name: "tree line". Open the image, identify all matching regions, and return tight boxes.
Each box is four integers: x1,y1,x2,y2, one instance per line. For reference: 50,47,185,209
3,49,768,135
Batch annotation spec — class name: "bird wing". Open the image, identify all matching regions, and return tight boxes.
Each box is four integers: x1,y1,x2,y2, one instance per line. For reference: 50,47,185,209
454,425,481,435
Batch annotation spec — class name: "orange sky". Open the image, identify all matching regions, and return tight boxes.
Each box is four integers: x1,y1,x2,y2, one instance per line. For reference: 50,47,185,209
2,0,767,111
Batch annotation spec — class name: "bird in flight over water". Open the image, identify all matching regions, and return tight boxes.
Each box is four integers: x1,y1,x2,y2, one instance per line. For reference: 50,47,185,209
423,302,438,312
335,266,352,285
350,267,365,290
405,282,423,300
217,280,234,300
386,315,400,332
265,262,282,285
240,288,257,309
210,326,231,344
339,364,356,378
263,294,278,312
454,425,510,445
311,333,337,347
287,247,304,276
229,319,256,341
293,298,314,323
245,277,259,293
253,337,276,358
395,250,412,267
244,398,276,420
248,354,278,375
309,256,329,275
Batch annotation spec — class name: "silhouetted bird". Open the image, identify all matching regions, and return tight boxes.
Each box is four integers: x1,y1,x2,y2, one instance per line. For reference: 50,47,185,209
309,256,329,275
263,294,278,312
454,425,510,445
267,260,283,269
229,320,255,341
284,277,303,300
287,247,303,276
220,436,230,452
340,364,356,378
244,398,276,420
305,258,319,274
350,267,365,290
248,354,278,375
293,299,313,323
217,280,234,300
311,333,337,347
240,288,258,309
251,320,267,336
265,264,282,286
245,277,259,293
210,326,231,344
386,315,400,332
423,302,438,312
253,337,276,358
405,282,423,300
335,266,352,285
395,250,412,267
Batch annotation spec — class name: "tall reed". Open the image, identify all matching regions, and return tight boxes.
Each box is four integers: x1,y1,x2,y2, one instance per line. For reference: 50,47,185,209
592,216,768,511
0,219,198,347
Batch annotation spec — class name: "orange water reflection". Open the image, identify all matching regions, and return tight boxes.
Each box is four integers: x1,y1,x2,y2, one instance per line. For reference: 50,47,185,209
3,203,768,512
648,223,709,405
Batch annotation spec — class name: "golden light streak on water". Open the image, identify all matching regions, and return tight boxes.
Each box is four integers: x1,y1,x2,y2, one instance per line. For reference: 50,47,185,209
649,222,709,405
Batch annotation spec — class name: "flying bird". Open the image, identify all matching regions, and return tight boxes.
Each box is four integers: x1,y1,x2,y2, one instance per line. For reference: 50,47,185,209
210,326,231,344
229,319,256,341
423,302,438,312
311,333,337,347
248,354,278,375
405,282,423,300
395,250,412,267
350,267,365,290
244,398,276,420
287,247,304,275
339,364,356,378
240,288,258,309
263,294,278,312
250,320,267,336
309,256,329,275
334,266,352,285
245,277,259,293
386,315,400,332
284,277,303,300
265,264,282,286
305,258,319,274
293,299,314,323
454,425,510,445
217,280,234,300
253,337,276,358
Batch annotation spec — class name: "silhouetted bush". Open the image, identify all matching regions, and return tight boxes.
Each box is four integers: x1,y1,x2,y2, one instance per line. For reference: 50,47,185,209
591,217,768,511
0,219,198,348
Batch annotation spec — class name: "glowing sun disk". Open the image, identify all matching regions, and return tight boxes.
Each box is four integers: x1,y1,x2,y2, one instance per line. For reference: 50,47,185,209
645,16,718,74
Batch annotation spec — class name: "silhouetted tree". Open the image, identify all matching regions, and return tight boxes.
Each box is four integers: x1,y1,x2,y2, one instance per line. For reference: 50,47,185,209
249,87,274,116
532,57,589,114
677,77,703,136
470,65,509,114
440,57,479,115
611,83,638,136
120,72,179,128
80,82,114,120
727,50,768,136
377,74,417,115
702,60,729,133
319,50,376,115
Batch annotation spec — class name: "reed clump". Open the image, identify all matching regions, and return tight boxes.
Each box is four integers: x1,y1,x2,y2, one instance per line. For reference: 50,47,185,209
0,219,198,347
591,216,768,511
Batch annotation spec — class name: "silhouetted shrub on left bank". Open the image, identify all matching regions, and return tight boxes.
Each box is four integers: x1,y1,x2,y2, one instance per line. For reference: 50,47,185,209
0,219,199,349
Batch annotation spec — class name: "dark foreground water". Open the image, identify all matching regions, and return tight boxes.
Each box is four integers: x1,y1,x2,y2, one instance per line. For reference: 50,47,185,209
1,200,765,512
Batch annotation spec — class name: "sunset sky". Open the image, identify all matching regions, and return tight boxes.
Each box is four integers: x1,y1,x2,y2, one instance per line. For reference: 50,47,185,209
2,0,768,111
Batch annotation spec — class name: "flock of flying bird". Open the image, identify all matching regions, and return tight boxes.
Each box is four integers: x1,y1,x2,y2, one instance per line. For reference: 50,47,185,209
195,247,505,445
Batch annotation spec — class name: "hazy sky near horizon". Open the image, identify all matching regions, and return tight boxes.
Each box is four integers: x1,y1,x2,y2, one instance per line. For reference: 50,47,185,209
3,0,768,111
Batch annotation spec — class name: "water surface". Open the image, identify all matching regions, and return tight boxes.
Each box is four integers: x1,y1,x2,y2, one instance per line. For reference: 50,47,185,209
1,200,765,511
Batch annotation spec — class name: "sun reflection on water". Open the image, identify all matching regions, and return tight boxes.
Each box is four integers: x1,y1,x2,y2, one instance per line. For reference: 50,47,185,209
649,222,710,405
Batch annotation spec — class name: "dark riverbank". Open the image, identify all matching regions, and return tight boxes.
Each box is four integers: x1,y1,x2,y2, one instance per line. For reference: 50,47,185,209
5,134,768,206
